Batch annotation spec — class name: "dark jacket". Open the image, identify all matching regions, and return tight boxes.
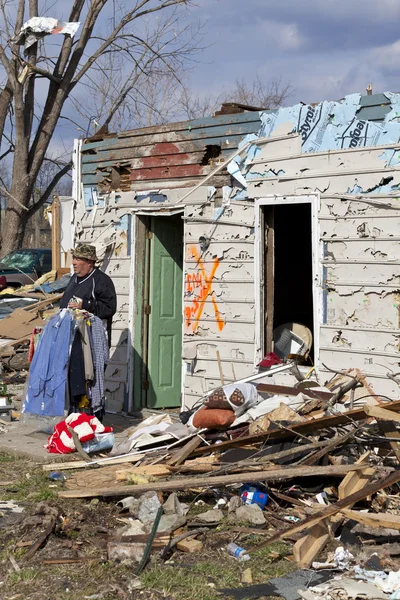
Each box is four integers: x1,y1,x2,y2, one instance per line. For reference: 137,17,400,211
60,269,116,343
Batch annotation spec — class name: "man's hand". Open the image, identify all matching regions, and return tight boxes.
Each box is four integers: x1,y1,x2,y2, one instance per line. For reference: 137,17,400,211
68,297,83,310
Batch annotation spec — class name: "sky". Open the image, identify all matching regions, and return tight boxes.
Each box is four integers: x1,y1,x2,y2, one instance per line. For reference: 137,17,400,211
3,0,400,165
187,0,400,104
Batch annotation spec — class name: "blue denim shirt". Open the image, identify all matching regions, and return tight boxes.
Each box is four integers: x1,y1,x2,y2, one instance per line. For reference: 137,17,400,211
24,310,74,416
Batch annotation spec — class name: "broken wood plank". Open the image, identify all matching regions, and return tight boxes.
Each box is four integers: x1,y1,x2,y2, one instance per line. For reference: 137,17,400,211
115,465,171,481
25,521,55,560
256,383,333,402
338,451,375,500
251,469,400,553
42,453,143,471
191,399,400,458
340,509,400,530
68,427,92,463
364,403,400,425
378,420,400,463
58,464,369,499
293,451,375,568
298,430,356,466
168,436,202,467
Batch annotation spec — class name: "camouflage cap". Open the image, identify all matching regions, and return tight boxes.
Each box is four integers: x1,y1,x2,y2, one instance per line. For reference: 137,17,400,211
72,243,98,262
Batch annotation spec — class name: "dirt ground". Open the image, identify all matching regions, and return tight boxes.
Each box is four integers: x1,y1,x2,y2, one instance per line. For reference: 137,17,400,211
0,453,295,600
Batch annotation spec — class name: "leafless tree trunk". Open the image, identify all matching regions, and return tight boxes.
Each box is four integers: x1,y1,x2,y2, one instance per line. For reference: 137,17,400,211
0,0,197,253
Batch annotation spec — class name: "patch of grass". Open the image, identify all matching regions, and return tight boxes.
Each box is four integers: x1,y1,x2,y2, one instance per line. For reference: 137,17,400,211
0,452,16,463
141,564,222,600
8,567,40,585
0,459,58,503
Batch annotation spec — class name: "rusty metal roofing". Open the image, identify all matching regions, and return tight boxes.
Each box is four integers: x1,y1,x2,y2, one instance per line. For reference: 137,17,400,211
81,111,262,192
80,93,393,193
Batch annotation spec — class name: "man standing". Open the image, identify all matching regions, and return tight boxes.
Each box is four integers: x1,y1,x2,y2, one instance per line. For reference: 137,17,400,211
60,243,116,341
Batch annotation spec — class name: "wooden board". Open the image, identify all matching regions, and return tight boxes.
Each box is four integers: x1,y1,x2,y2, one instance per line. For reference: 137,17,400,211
364,403,400,425
293,451,375,568
59,464,367,499
340,509,400,530
115,465,171,481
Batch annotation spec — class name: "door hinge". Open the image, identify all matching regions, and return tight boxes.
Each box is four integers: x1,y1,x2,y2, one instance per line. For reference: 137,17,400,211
144,304,151,315
142,380,149,390
146,231,153,239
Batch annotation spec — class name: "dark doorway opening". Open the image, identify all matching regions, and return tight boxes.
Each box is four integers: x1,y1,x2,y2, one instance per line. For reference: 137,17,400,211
263,202,314,361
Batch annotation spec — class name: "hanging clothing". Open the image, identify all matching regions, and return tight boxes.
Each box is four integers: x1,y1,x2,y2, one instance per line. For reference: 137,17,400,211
24,310,74,417
76,316,94,382
88,315,109,415
60,268,116,347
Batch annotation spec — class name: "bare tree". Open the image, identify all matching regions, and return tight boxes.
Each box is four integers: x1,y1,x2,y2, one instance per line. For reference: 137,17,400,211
0,0,199,254
176,74,293,121
224,75,293,109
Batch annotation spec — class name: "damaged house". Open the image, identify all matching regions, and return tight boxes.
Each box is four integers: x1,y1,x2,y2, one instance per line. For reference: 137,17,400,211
69,92,400,413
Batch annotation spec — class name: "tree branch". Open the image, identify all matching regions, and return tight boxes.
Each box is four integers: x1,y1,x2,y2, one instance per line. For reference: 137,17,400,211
70,0,189,87
27,161,72,218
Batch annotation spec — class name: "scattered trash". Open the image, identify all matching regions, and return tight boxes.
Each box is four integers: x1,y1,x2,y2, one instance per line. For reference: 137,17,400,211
227,543,250,561
48,471,67,481
241,484,268,509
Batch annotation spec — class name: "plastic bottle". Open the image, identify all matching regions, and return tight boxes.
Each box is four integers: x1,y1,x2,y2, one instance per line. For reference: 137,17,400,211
227,543,250,561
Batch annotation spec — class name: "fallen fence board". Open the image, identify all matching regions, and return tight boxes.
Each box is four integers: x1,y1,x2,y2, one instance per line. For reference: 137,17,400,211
58,464,367,498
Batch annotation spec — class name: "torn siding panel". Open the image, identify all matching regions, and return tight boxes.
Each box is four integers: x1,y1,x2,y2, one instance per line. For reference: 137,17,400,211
323,239,400,261
320,326,400,354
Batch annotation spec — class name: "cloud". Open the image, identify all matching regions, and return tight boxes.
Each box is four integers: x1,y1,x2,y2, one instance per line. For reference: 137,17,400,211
257,20,306,51
189,0,400,105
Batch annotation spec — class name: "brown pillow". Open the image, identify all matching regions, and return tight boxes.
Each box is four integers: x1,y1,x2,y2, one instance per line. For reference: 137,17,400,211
192,407,235,430
204,387,230,409
204,387,246,410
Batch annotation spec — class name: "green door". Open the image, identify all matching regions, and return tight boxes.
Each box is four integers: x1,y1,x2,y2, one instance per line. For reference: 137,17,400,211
147,215,183,408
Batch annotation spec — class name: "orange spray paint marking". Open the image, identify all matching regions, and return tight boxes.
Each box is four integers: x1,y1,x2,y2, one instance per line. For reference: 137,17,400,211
185,246,225,332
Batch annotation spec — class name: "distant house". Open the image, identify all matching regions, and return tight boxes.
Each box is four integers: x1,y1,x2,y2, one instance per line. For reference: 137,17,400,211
69,93,400,413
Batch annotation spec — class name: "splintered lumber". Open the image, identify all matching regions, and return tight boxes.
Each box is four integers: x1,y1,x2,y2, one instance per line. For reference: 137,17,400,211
42,453,143,471
364,403,400,425
338,452,375,500
25,521,56,560
191,399,400,458
167,436,202,466
58,464,367,499
116,465,171,481
298,430,356,466
340,509,400,530
256,383,333,402
294,451,375,568
378,420,400,463
251,469,400,553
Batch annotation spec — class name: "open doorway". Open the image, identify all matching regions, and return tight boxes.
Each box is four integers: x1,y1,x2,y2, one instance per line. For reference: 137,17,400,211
262,202,315,362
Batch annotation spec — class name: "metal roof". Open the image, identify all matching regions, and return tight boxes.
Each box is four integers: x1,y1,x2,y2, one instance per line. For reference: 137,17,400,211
81,111,262,191
80,93,395,192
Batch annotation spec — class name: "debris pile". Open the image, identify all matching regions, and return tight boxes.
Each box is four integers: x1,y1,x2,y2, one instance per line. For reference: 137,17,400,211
22,361,400,598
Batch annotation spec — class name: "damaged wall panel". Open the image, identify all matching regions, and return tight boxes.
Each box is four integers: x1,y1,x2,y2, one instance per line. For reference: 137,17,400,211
240,94,400,400
182,199,257,406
